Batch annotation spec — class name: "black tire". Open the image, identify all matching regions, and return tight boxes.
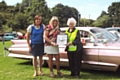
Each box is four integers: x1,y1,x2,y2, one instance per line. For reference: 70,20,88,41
116,65,120,73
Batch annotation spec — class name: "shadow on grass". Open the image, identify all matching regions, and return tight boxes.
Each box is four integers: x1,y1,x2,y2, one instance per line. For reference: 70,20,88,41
16,61,120,79
81,69,120,79
59,67,120,79
16,60,32,65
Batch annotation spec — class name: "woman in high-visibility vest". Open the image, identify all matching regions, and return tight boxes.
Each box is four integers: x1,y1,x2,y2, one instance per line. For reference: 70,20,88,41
65,17,83,79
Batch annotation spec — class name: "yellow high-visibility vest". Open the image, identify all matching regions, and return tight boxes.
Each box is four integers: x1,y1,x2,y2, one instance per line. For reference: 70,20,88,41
66,28,78,51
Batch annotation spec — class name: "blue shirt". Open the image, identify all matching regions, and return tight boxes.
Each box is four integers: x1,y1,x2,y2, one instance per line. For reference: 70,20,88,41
31,24,44,44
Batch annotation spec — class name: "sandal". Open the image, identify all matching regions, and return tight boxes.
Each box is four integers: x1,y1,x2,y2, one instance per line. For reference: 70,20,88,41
57,71,64,76
39,71,44,76
33,73,38,77
50,72,55,78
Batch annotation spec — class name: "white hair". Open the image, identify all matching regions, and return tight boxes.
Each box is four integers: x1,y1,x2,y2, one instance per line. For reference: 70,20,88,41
67,17,77,26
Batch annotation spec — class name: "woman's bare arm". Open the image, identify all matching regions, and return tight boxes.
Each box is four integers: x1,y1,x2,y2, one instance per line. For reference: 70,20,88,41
26,32,31,47
43,30,51,44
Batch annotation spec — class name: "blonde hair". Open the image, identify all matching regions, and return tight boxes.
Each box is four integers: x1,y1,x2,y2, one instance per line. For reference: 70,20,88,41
67,17,76,26
49,16,59,28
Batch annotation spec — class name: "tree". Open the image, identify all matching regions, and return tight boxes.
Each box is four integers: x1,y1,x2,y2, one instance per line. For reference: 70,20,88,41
92,15,111,27
0,1,7,11
80,18,94,27
97,11,107,20
19,0,32,13
108,2,120,26
0,0,83,32
24,0,51,24
52,4,79,27
0,20,2,29
6,5,15,13
7,13,30,30
7,0,51,31
0,14,6,25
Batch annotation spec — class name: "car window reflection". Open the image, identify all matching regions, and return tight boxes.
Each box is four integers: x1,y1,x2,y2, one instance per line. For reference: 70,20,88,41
80,30,95,43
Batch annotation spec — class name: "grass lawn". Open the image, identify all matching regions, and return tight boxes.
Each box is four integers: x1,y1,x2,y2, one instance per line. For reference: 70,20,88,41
0,41,120,80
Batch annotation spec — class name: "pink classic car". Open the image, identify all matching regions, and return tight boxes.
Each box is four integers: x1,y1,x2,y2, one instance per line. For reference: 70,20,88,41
8,27,120,71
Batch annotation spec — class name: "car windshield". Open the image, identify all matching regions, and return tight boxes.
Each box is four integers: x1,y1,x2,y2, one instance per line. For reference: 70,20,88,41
90,28,118,42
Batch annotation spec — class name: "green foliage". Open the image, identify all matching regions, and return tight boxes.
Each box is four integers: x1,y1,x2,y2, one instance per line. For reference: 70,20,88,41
0,0,51,32
0,0,82,31
94,2,120,27
80,18,94,27
0,0,96,32
2,0,120,31
0,14,6,25
92,15,111,27
52,4,78,27
7,13,30,31
0,20,2,29
0,14,7,30
0,1,7,11
23,0,51,24
97,11,107,20
2,25,12,32
108,2,120,27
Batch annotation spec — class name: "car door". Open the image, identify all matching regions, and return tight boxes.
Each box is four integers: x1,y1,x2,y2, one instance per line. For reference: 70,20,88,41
4,34,9,40
98,46,119,71
96,32,119,71
80,30,99,70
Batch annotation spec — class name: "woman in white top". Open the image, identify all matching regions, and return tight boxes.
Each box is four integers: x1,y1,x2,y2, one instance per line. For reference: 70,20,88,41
26,15,45,77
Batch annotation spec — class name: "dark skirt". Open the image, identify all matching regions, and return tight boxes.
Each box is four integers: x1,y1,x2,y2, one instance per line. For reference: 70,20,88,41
30,44,44,57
